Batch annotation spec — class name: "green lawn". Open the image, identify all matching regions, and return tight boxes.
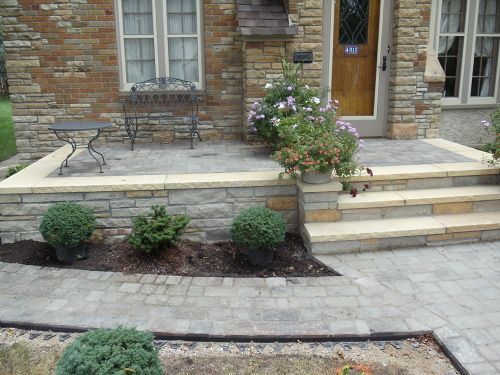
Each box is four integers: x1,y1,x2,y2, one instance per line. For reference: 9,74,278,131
0,98,16,161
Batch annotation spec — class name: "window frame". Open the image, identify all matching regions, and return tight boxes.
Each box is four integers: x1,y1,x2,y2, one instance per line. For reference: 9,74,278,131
116,0,204,91
432,0,500,106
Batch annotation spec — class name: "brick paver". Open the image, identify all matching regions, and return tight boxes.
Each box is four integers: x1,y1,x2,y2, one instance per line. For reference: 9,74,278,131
318,241,500,375
0,241,498,374
47,139,474,177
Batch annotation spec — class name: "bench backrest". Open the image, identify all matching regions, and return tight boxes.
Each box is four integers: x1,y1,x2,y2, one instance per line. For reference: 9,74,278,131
128,77,197,110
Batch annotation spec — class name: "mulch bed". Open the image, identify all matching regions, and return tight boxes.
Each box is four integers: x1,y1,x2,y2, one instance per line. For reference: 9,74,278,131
0,234,337,277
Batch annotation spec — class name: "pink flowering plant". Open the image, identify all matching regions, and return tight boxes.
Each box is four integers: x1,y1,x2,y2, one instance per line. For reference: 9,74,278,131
249,57,366,188
274,104,364,185
480,107,499,166
248,58,324,148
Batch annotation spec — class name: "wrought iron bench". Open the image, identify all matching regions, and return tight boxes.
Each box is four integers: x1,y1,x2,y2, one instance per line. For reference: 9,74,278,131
122,77,202,150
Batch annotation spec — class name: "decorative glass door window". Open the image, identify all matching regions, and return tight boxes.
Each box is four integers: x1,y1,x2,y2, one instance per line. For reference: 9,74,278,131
117,0,203,89
339,0,369,44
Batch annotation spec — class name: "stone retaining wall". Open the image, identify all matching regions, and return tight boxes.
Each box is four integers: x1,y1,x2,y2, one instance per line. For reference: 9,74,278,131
0,185,298,244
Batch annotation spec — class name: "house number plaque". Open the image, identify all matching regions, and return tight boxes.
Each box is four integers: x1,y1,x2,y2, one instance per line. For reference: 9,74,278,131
344,45,359,55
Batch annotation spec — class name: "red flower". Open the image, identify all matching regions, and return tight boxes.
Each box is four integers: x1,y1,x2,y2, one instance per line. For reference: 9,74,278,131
366,167,373,177
350,188,358,197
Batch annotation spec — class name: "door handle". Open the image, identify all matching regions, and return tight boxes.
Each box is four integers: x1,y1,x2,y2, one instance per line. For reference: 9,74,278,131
378,56,387,71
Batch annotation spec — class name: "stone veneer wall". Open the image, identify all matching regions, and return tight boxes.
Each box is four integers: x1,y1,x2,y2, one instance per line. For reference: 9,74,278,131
241,0,323,136
1,0,244,160
440,108,496,148
387,0,444,139
0,185,298,244
1,0,449,160
242,0,445,140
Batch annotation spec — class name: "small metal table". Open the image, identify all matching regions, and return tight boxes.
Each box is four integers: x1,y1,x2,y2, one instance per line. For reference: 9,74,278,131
48,121,112,175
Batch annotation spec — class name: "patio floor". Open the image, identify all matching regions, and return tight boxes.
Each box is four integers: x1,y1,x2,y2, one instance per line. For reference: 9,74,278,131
47,139,475,177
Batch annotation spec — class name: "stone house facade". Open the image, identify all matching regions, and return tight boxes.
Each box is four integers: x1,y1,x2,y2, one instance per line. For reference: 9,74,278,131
1,0,498,160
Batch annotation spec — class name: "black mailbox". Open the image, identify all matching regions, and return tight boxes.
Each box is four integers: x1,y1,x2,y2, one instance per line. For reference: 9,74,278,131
293,51,313,64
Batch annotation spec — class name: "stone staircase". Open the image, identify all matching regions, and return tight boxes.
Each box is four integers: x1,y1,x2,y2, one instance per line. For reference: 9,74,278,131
299,162,500,255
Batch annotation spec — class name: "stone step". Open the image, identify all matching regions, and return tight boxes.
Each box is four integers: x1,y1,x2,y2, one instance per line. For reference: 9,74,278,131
304,211,500,254
330,185,500,222
338,185,500,209
347,162,498,191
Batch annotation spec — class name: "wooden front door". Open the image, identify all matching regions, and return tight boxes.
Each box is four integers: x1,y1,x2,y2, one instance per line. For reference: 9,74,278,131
331,0,390,137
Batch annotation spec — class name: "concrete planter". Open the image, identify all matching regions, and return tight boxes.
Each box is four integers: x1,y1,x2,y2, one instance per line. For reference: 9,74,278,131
55,243,86,264
301,167,334,184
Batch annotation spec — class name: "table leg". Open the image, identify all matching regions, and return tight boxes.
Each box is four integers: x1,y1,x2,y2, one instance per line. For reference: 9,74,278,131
87,129,106,173
53,130,77,175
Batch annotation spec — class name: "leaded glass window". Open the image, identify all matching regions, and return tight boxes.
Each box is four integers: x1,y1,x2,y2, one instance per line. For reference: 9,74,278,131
471,0,500,97
339,0,369,44
438,0,466,97
118,0,203,88
436,0,500,103
122,0,156,83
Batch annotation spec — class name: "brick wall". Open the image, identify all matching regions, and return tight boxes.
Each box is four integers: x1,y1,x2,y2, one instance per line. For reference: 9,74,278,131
1,0,244,160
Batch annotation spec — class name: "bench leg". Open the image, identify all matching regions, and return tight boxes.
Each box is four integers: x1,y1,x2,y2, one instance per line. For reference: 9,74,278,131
124,117,139,151
190,118,202,149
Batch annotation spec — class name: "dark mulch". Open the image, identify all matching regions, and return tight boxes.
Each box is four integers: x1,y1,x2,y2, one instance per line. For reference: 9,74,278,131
0,234,337,277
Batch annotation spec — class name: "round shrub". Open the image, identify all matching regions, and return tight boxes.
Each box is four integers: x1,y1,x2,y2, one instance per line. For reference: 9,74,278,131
5,163,29,178
231,206,287,251
39,202,96,248
128,205,190,254
56,327,163,375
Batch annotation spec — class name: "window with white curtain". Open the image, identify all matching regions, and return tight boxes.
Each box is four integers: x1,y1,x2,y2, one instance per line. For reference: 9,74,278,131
435,0,500,104
117,0,202,89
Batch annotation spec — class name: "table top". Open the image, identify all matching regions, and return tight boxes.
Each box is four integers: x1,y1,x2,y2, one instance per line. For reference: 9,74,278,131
48,121,113,132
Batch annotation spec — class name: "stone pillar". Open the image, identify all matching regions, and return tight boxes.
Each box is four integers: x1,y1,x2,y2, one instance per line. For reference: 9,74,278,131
387,0,443,139
241,0,324,138
242,41,287,138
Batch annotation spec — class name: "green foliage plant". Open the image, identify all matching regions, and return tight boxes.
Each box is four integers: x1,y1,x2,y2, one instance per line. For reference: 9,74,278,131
5,163,29,178
231,206,286,251
127,205,190,253
55,327,163,375
481,107,500,166
39,202,96,248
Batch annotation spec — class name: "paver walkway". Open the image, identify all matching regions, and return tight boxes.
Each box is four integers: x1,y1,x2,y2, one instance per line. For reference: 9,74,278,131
0,241,498,374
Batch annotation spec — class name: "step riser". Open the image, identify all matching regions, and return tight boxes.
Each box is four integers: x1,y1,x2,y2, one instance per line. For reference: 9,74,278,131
329,200,500,223
307,230,500,255
350,174,498,192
